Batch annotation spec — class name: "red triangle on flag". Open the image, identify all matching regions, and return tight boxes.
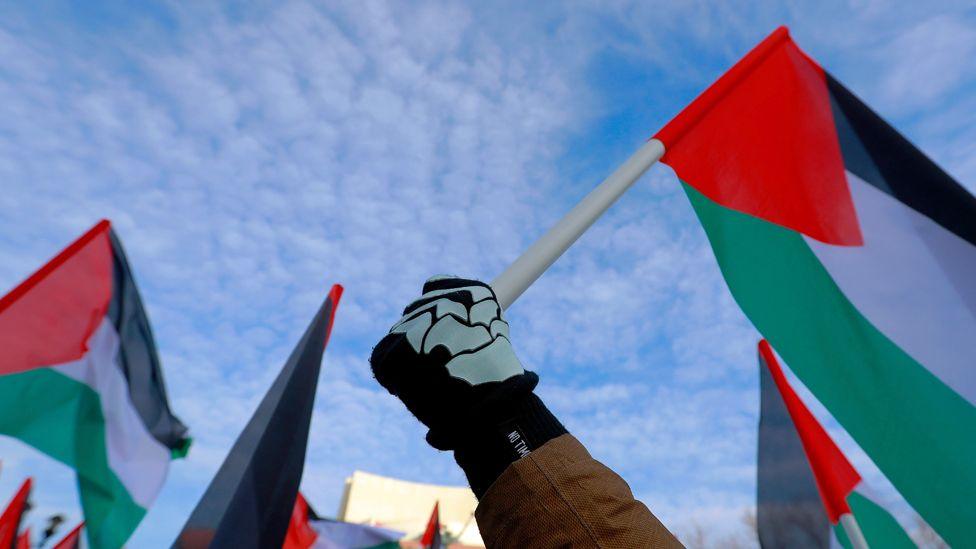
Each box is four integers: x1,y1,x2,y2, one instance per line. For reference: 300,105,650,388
0,220,114,376
282,492,318,549
654,27,861,246
420,501,441,549
51,522,84,549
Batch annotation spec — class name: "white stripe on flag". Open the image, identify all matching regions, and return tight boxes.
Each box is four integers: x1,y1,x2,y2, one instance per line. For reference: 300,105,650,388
54,318,171,508
806,172,976,404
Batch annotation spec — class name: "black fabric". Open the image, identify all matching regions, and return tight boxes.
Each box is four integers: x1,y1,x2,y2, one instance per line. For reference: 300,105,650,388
826,73,976,248
756,349,829,549
453,392,566,498
371,278,566,498
174,294,337,549
107,229,189,452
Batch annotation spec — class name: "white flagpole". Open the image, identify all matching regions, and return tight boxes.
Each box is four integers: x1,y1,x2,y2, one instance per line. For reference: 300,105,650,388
839,513,870,549
491,138,665,309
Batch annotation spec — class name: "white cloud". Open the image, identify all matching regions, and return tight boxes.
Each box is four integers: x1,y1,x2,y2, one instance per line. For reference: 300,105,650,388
877,15,976,113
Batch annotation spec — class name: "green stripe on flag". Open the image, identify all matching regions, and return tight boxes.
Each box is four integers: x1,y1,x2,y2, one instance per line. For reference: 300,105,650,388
0,368,146,548
683,182,976,546
832,491,915,548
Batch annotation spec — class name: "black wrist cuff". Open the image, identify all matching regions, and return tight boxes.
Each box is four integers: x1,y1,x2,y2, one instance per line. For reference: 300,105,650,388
452,392,567,498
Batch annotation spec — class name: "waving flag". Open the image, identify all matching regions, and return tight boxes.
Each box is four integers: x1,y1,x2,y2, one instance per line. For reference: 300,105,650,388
307,519,402,549
175,285,342,548
420,502,442,549
757,341,916,548
655,26,976,546
283,492,402,549
0,479,31,549
757,345,830,549
0,221,188,548
283,493,319,549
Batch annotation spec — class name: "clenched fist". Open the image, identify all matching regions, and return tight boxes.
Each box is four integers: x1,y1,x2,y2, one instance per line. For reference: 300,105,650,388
371,277,565,496
386,276,523,385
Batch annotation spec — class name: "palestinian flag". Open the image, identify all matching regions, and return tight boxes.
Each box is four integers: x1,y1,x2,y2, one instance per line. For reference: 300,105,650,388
0,220,188,548
283,493,319,549
306,519,401,549
0,479,31,549
758,340,916,548
283,492,403,549
420,502,442,549
655,26,976,546
175,285,342,548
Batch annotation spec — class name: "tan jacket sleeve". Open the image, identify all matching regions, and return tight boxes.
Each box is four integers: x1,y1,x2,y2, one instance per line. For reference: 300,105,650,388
474,434,683,548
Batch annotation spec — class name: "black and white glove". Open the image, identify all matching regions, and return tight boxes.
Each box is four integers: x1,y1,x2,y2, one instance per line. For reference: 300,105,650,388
370,276,566,496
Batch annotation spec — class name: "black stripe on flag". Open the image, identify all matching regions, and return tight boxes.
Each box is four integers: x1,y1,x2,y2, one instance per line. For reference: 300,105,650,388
757,348,830,549
825,72,976,248
107,229,189,452
173,287,340,549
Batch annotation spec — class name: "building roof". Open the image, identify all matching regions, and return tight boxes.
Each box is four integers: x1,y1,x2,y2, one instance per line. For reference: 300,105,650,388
337,471,483,547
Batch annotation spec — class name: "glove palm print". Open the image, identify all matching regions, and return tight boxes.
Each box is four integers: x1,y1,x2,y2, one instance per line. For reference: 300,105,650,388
371,277,535,449
388,278,523,385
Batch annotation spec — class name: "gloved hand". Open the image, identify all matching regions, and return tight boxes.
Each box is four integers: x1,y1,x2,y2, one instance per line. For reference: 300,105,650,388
371,276,566,496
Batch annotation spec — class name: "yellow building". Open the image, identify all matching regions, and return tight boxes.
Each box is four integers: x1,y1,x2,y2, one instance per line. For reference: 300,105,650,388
337,471,484,547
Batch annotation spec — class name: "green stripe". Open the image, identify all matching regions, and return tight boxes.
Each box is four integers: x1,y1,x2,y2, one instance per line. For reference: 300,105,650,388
0,368,146,549
846,491,915,548
683,182,976,547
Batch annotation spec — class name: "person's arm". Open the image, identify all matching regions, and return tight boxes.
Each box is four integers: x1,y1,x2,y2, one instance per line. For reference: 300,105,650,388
475,434,681,547
370,277,681,548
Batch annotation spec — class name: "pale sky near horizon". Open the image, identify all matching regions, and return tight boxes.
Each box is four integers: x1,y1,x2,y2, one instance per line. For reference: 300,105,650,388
0,1,973,546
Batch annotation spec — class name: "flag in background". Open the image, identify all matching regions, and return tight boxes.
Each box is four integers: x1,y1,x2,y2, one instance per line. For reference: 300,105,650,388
0,479,30,549
175,285,343,548
656,26,976,547
283,493,319,549
0,220,189,549
283,492,403,549
757,340,916,548
421,502,441,549
307,519,402,549
51,523,84,549
757,345,830,549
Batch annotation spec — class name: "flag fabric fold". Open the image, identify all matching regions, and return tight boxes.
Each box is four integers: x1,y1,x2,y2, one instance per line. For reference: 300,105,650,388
757,340,916,548
657,26,976,546
175,285,343,548
0,220,189,549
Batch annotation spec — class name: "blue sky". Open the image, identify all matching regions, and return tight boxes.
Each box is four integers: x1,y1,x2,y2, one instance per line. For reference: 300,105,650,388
0,1,973,546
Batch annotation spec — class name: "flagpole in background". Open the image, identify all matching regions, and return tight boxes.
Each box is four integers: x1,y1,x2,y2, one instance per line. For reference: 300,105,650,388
490,138,665,309
839,513,870,549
